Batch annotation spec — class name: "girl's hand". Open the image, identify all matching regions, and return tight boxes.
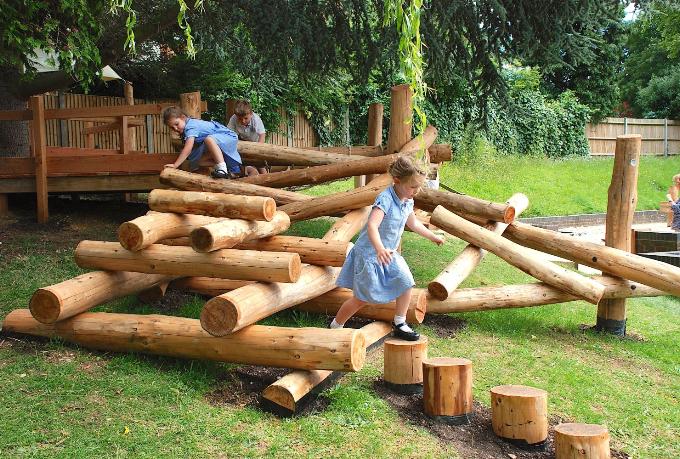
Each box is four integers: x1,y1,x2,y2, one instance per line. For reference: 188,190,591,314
431,234,445,246
376,248,393,265
164,164,178,169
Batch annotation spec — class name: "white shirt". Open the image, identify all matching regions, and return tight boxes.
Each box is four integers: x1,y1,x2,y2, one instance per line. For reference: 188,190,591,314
227,113,266,142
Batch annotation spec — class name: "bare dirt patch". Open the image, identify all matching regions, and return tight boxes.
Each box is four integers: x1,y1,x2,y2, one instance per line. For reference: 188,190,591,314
422,314,467,338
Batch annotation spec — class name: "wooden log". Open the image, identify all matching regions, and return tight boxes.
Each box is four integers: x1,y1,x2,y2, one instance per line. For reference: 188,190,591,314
362,102,384,185
322,207,371,242
429,144,453,162
427,276,664,314
296,287,426,323
503,221,680,297
30,95,49,223
159,168,311,206
490,385,548,446
423,357,473,425
384,336,428,394
386,84,412,154
119,211,224,252
169,277,254,296
261,321,392,414
431,206,606,305
2,309,365,372
237,141,363,166
597,134,641,335
428,193,529,300
29,271,172,324
236,236,350,267
416,188,515,224
396,125,438,156
200,265,339,335
280,174,393,222
190,211,290,252
148,189,276,221
75,241,301,283
179,91,201,118
554,423,611,459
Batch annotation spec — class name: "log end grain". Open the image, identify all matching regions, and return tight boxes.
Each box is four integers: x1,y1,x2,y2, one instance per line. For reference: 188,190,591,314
412,288,428,323
262,197,277,221
503,205,516,224
349,329,367,371
29,289,61,324
262,384,297,412
427,280,449,301
190,227,216,253
200,296,239,336
288,254,302,283
118,221,144,251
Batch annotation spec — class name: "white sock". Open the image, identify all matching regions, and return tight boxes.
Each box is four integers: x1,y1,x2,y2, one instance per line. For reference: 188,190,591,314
394,315,413,332
215,161,227,172
329,318,344,329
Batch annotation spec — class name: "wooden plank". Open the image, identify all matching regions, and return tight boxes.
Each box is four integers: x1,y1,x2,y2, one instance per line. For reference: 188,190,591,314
30,96,49,223
0,174,165,193
44,103,172,120
146,115,154,153
82,118,144,135
46,147,146,157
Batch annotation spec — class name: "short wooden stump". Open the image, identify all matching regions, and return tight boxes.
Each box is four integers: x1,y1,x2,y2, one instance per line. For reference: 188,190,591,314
422,357,472,425
554,423,610,459
490,384,548,448
383,336,428,394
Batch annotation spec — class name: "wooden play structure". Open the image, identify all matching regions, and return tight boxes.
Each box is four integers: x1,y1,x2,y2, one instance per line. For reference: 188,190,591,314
2,83,672,455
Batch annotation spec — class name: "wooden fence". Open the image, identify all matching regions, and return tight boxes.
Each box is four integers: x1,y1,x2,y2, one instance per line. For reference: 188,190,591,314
44,93,320,153
586,117,680,156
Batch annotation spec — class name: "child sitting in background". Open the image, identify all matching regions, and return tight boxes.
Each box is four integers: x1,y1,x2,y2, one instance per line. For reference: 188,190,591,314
227,100,268,174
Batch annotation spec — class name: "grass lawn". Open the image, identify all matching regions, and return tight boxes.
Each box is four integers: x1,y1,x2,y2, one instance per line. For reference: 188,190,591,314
1,155,679,458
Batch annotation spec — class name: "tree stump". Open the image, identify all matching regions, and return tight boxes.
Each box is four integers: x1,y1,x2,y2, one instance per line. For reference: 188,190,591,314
383,336,428,394
490,385,548,448
422,357,472,425
554,423,610,459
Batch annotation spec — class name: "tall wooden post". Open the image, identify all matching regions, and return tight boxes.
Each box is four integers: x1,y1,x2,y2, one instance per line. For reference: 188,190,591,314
359,103,384,187
124,82,136,151
596,134,641,336
225,98,237,125
30,95,48,223
386,84,412,154
180,91,202,119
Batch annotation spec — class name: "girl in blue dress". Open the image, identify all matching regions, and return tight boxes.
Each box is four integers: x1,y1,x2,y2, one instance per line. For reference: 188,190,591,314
162,106,258,178
331,156,444,340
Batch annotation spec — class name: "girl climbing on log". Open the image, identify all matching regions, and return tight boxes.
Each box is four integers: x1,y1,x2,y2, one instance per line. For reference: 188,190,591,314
162,106,258,179
330,156,444,340
666,174,680,231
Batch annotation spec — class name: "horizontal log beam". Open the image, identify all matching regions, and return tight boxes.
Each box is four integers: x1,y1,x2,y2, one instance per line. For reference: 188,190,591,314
238,141,363,166
190,211,290,252
119,211,224,251
148,189,277,221
415,188,515,223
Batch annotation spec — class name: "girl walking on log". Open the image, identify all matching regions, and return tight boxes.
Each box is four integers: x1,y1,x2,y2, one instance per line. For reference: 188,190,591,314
330,156,444,340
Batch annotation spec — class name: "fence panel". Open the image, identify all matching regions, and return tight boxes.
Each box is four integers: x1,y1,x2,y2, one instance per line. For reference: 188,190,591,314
586,117,680,156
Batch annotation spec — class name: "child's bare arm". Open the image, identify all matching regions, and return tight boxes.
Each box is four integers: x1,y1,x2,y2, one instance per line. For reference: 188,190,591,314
366,208,392,265
165,137,195,168
406,212,444,245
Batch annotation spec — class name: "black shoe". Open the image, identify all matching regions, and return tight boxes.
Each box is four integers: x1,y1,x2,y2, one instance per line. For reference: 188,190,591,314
211,169,238,179
393,322,420,341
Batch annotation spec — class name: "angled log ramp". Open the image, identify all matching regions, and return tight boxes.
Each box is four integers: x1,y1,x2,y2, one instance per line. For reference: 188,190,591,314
427,276,663,314
237,141,363,166
416,188,515,224
75,241,301,283
322,207,371,242
190,211,290,252
428,193,529,300
159,168,310,205
200,265,340,335
431,206,606,305
504,221,680,297
29,271,172,324
2,310,365,371
261,321,393,416
296,287,427,324
148,189,276,221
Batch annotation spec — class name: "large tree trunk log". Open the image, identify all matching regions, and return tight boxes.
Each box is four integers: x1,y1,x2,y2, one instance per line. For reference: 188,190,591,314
491,385,548,446
236,236,350,267
428,144,453,163
322,207,371,242
416,188,516,224
148,189,276,221
200,265,339,336
386,84,412,154
119,211,224,252
431,207,606,305
296,287,426,323
554,423,611,459
428,193,529,300
29,271,172,324
427,276,663,314
504,221,680,297
237,141,362,166
261,321,391,412
2,309,365,371
279,174,392,222
190,211,290,252
597,134,641,335
423,357,473,424
75,241,301,283
159,168,310,205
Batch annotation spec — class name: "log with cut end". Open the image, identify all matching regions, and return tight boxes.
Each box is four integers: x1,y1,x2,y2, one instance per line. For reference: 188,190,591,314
430,206,606,305
190,211,290,252
384,336,428,394
29,271,171,324
428,193,529,300
2,309,365,371
200,265,339,335
75,241,301,283
423,357,473,424
119,211,223,252
490,385,548,445
237,236,351,267
159,168,310,205
554,423,611,459
416,188,515,223
504,221,680,297
427,276,663,314
386,84,412,154
237,141,363,166
262,321,392,413
428,144,453,163
148,189,276,221
280,174,392,222
322,207,371,242
296,287,426,323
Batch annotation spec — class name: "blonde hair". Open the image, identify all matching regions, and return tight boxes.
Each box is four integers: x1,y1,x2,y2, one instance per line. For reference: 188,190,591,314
162,106,189,124
234,100,253,117
388,155,428,180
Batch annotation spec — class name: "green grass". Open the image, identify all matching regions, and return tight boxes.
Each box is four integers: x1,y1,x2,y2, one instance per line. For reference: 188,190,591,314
1,155,679,458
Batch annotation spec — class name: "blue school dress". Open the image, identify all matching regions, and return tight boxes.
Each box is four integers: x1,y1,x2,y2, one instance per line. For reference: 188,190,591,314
671,199,680,230
336,185,415,303
183,119,242,173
